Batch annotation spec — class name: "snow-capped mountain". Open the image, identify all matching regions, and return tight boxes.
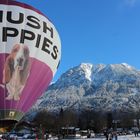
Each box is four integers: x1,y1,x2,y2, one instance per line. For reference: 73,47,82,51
34,63,140,113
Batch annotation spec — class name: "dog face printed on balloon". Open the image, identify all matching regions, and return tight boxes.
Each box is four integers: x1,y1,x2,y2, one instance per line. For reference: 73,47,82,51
2,44,30,101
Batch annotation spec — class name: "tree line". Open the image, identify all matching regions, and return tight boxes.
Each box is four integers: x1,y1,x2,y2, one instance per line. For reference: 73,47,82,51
30,108,140,133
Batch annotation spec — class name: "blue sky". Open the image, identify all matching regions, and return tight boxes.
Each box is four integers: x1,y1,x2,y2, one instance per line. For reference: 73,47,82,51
16,0,140,81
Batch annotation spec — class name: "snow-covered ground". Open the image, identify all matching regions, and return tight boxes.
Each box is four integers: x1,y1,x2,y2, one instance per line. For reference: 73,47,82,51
118,135,140,140
63,135,140,140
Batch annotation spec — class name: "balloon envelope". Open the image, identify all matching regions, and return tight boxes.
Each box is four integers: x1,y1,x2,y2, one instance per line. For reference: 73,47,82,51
0,0,61,122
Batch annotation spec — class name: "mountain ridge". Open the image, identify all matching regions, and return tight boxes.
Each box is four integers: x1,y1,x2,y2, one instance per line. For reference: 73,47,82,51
32,63,140,114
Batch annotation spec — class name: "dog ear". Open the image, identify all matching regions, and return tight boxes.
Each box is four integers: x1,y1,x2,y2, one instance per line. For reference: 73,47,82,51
20,58,30,85
2,57,14,84
20,46,30,85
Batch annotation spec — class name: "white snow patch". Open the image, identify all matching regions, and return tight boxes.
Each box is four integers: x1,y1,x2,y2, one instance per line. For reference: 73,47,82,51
121,63,133,70
80,63,93,81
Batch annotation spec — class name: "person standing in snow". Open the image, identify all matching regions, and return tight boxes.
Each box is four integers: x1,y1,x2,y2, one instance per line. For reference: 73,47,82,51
134,126,139,137
113,131,118,140
108,132,113,140
104,130,108,140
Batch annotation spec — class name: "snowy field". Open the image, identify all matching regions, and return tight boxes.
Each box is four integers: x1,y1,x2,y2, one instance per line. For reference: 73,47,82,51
16,135,140,140
63,135,140,140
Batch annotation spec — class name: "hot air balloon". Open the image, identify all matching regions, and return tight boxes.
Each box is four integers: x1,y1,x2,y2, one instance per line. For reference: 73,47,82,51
0,0,61,130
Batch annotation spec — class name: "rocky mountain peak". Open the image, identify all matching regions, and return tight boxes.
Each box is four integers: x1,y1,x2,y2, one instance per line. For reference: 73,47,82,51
33,63,140,114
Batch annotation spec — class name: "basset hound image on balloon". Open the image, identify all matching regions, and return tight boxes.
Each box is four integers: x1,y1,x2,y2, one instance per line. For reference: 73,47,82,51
2,44,30,101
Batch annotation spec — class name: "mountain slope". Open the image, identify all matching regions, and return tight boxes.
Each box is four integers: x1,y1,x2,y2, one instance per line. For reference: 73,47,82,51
34,63,140,113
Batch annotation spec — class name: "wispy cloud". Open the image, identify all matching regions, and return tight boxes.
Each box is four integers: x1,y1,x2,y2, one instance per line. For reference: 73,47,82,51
124,0,137,7
118,0,139,10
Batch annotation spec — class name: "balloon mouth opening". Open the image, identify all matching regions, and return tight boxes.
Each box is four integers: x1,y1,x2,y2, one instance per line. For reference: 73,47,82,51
0,119,17,132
